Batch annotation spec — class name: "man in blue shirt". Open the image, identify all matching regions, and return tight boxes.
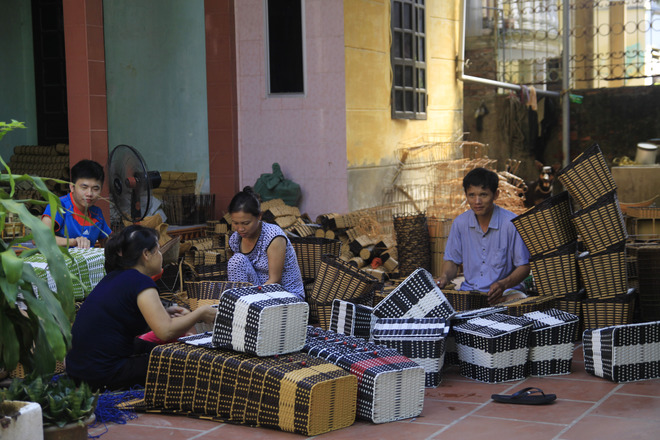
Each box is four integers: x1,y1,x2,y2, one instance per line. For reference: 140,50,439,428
436,167,530,305
42,160,112,248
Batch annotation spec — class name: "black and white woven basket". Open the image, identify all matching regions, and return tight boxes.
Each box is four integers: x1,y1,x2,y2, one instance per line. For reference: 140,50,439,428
445,307,506,366
372,317,450,387
583,320,660,383
303,326,425,424
211,284,309,356
522,309,579,376
454,313,534,383
329,299,376,339
373,268,455,320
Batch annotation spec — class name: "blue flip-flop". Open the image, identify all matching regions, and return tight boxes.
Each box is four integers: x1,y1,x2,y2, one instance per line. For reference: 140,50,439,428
491,387,556,405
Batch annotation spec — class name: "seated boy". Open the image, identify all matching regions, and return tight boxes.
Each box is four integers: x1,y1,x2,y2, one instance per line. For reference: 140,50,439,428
42,159,112,248
436,167,530,305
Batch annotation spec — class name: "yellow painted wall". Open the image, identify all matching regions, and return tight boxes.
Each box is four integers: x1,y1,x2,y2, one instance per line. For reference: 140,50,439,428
344,0,463,169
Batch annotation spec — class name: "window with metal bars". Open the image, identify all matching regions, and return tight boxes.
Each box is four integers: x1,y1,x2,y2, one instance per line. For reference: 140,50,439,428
391,0,427,119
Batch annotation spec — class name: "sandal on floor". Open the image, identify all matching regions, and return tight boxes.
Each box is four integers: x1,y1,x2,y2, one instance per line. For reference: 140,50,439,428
491,387,556,405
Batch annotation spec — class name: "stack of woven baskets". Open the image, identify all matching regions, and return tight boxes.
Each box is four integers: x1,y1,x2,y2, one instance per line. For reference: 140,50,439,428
511,144,634,333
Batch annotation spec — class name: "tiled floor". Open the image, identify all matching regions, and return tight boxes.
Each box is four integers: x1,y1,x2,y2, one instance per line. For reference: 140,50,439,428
88,344,660,440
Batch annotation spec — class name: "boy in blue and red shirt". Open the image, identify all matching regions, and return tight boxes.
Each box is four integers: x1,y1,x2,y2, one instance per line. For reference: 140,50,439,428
42,159,112,248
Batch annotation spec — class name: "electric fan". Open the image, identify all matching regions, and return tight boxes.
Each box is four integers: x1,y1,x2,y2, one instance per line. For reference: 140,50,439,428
108,144,162,223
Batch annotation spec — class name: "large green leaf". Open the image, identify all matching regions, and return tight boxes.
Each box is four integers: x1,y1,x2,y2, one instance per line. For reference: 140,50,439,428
32,320,57,376
0,313,20,370
2,248,24,284
2,199,75,320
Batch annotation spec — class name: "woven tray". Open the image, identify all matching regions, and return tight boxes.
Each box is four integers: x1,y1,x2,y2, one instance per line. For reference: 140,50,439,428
372,317,451,387
556,143,617,209
373,268,455,320
529,242,577,296
584,321,660,383
290,237,342,279
128,343,357,436
512,191,577,257
442,289,490,312
212,284,309,356
582,289,636,330
572,190,627,254
329,299,376,339
454,313,534,383
304,326,425,424
501,294,557,317
523,309,579,377
577,241,628,300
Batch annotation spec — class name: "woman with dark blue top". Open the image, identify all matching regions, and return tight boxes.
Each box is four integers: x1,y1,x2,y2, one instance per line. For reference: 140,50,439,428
65,225,217,390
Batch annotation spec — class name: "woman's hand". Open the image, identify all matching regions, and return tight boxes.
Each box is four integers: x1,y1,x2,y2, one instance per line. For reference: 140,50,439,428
198,305,218,324
166,305,189,317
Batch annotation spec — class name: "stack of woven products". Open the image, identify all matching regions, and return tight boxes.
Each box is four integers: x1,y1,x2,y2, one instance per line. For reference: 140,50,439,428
555,144,633,329
23,247,106,301
511,143,634,331
583,320,660,382
303,326,425,424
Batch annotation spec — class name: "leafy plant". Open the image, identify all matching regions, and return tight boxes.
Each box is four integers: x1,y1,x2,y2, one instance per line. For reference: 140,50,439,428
0,120,75,375
0,374,98,427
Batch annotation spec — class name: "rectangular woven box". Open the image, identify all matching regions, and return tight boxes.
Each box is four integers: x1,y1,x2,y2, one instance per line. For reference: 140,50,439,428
373,268,455,320
583,320,660,383
303,326,425,424
523,309,579,376
329,299,376,339
372,317,450,387
454,313,534,383
212,284,309,356
129,343,357,436
445,307,506,366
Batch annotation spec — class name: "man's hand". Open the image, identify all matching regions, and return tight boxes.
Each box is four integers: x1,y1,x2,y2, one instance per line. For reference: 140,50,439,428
74,237,91,249
487,280,506,305
435,275,449,289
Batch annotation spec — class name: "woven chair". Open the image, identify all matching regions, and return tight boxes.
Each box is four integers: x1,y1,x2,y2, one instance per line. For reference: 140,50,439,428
571,191,627,254
556,143,617,209
529,242,578,296
577,241,628,299
582,289,636,330
307,254,379,330
512,191,577,257
290,236,342,279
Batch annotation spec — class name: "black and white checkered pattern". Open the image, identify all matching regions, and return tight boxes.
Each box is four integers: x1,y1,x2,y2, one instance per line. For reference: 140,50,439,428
372,317,450,387
583,320,660,383
211,284,309,356
454,313,534,383
304,326,425,424
445,307,506,366
329,299,376,339
372,268,455,320
523,309,579,376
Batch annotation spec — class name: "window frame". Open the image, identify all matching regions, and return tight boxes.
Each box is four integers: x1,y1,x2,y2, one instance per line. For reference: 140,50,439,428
390,0,427,120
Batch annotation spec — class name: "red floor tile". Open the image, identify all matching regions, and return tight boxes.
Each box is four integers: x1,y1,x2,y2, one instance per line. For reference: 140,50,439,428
474,399,594,425
430,415,565,440
515,375,619,402
592,393,660,420
560,414,660,440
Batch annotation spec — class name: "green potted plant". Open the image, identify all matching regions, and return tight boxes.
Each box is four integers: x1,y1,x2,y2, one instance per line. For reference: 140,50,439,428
0,120,96,438
1,374,98,439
